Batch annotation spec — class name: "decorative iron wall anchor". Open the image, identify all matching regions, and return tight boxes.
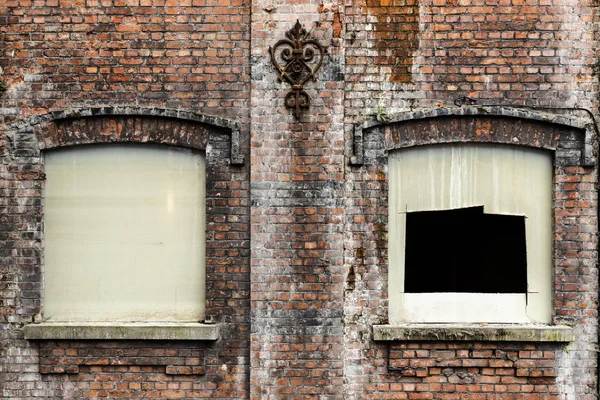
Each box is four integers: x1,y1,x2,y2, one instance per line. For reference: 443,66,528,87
269,20,325,118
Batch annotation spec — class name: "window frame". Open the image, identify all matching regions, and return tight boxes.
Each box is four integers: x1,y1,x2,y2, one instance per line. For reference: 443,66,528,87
41,143,207,323
388,143,553,324
19,110,243,341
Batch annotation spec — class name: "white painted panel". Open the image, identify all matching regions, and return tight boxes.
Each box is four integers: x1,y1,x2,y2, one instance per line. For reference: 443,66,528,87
44,144,205,322
389,144,552,324
399,293,529,324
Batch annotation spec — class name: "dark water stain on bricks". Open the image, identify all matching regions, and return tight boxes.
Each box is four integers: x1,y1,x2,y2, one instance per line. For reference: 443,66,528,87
364,0,420,83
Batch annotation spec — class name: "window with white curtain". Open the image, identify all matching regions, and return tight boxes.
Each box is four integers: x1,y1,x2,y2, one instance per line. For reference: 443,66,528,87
43,144,206,322
388,143,552,324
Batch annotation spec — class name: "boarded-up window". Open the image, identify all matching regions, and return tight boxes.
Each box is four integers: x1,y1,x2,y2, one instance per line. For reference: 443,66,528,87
388,144,552,324
44,144,206,322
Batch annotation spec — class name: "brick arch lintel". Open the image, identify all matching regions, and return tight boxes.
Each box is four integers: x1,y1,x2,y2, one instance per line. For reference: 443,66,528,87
350,106,594,166
8,107,243,165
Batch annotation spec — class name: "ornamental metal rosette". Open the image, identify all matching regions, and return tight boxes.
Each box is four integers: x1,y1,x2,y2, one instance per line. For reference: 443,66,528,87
269,20,325,118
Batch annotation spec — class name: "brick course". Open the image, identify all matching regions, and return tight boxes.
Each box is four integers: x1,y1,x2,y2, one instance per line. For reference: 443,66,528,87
1,112,250,399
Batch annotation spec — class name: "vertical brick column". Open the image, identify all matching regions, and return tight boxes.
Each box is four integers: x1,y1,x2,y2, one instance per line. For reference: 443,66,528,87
250,4,345,398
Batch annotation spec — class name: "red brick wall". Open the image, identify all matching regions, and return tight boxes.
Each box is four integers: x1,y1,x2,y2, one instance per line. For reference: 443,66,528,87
249,9,347,398
344,114,598,399
341,0,599,395
0,0,250,123
1,0,251,397
345,0,598,115
1,0,599,397
1,111,251,398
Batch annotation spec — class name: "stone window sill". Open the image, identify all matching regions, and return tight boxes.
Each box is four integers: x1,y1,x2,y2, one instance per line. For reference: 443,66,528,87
23,322,219,341
372,324,573,342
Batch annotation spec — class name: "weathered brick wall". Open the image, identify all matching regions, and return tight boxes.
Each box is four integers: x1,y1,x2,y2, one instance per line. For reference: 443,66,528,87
344,114,598,399
345,0,598,114
0,112,251,399
249,3,346,398
0,0,250,123
1,0,251,397
343,0,599,397
1,0,599,397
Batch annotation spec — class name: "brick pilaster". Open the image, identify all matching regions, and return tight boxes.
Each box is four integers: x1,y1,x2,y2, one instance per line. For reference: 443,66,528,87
249,5,346,398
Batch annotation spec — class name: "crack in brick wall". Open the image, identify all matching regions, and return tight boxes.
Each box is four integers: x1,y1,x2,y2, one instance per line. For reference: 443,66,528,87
389,344,559,382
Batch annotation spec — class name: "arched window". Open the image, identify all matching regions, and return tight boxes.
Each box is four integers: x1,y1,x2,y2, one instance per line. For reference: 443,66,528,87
388,143,552,324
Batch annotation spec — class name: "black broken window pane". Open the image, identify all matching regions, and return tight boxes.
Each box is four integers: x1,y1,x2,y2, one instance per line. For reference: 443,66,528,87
404,206,527,294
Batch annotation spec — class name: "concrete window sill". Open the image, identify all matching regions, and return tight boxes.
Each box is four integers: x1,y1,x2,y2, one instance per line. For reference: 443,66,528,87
372,324,574,342
23,322,219,341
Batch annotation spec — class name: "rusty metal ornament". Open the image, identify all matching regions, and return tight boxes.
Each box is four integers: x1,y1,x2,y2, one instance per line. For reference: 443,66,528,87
269,20,325,118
